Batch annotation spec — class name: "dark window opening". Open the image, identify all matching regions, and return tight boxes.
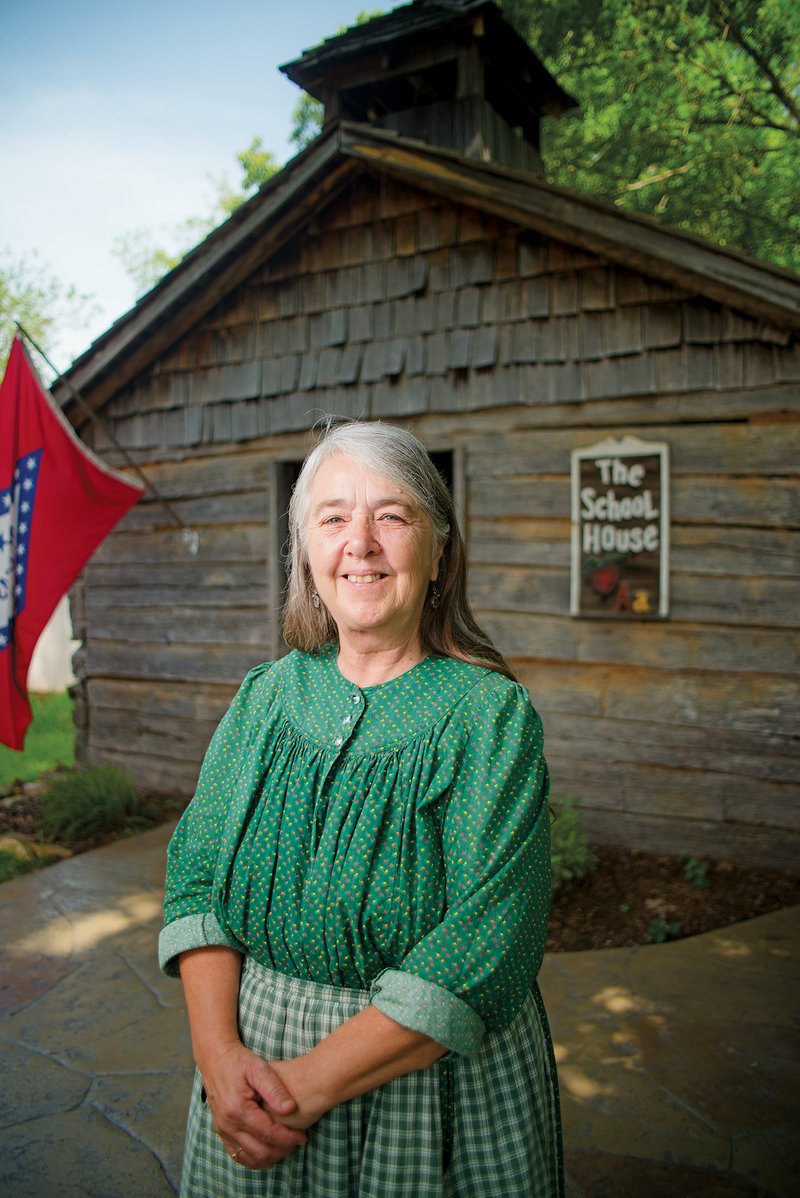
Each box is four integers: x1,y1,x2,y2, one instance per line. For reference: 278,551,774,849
275,459,304,618
427,449,454,494
340,60,458,122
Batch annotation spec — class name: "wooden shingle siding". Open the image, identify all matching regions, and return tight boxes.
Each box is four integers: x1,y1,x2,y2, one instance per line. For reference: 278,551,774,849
88,178,800,446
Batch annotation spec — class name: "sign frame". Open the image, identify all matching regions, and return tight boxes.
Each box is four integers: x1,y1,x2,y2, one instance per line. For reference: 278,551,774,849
570,435,670,619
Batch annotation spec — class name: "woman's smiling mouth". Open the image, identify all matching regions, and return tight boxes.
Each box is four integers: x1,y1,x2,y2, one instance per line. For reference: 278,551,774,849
345,573,386,584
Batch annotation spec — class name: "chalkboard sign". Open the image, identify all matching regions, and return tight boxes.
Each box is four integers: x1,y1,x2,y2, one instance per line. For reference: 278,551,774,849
570,436,669,618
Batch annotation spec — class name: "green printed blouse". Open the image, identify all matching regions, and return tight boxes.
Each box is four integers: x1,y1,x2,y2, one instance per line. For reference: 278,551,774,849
159,646,551,1057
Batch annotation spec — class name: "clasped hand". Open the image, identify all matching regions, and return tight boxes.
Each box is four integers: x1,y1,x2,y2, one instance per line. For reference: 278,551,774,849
201,1042,315,1171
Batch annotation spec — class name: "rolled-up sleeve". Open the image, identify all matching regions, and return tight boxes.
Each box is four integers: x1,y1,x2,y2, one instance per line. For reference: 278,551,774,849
370,677,550,1055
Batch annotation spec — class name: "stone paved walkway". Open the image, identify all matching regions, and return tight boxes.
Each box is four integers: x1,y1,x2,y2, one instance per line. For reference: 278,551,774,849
1,822,797,1196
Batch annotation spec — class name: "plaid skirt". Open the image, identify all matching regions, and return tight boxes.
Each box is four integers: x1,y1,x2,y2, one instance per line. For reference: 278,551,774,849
180,960,563,1197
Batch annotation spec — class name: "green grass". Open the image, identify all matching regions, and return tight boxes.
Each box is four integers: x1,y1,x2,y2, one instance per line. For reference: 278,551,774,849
0,692,75,788
0,847,43,883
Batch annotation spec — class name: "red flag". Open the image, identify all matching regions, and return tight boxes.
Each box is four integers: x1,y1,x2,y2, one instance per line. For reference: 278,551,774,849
1,336,144,749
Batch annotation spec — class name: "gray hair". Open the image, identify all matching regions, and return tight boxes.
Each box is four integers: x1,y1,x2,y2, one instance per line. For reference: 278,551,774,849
282,420,515,680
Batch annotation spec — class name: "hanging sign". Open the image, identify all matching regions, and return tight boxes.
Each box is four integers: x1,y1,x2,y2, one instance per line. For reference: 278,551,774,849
570,436,669,618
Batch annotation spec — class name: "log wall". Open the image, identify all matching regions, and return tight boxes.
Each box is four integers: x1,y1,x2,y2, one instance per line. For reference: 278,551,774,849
74,173,800,870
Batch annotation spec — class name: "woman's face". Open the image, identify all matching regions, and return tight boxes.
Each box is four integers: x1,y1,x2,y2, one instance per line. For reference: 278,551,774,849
304,452,443,650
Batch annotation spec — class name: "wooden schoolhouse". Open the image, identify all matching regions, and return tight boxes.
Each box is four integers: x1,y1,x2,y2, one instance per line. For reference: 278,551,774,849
56,0,800,871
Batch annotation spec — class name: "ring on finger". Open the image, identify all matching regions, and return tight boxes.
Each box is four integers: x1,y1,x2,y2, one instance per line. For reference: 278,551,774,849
230,1146,244,1163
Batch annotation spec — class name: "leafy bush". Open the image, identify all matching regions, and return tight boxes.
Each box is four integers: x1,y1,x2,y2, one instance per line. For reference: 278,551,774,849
648,917,683,944
35,765,160,846
682,855,710,891
550,796,598,893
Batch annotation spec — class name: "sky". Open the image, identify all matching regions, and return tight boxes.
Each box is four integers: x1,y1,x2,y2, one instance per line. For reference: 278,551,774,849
2,0,379,367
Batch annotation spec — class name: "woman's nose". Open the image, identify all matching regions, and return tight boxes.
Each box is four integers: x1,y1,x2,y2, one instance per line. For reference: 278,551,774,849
347,514,378,556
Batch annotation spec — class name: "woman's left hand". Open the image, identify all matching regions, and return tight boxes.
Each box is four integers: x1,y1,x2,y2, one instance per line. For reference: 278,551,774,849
265,1006,446,1130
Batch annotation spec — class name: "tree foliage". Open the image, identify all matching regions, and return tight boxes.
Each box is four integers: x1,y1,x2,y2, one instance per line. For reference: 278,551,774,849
0,249,97,372
500,0,800,270
112,136,281,296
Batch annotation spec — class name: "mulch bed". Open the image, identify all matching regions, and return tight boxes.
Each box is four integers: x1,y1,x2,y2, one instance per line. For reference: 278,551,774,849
547,843,800,952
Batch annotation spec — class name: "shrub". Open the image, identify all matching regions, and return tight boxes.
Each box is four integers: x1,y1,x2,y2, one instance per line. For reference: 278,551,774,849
682,855,710,891
648,917,683,944
35,765,160,846
0,848,43,884
550,796,598,893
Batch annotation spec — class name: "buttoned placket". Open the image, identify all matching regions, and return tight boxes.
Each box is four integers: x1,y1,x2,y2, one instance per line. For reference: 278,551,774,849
311,687,366,853
332,689,364,749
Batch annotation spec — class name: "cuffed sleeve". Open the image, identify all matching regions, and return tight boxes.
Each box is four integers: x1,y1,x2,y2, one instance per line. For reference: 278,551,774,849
369,967,485,1057
395,677,551,1034
158,912,245,977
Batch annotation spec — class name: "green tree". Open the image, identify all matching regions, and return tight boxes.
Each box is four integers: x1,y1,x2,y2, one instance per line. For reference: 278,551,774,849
290,93,325,152
500,0,800,270
0,249,97,372
113,136,281,296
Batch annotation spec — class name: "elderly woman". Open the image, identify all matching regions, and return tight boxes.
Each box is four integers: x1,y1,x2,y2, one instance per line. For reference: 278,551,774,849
159,421,562,1197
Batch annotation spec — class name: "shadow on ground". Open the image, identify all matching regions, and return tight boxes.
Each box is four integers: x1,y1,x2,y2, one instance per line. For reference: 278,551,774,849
1,822,798,1197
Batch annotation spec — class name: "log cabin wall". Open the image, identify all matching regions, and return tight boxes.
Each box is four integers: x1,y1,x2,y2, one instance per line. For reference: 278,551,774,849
73,172,800,871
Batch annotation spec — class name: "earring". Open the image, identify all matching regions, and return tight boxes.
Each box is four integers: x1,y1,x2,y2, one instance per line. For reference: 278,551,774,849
312,591,321,609
430,583,440,609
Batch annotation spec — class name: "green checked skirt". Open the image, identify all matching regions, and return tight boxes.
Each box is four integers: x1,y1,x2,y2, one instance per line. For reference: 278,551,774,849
179,960,563,1198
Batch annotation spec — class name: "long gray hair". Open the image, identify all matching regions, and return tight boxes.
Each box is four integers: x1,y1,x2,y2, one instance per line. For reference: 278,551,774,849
281,421,516,680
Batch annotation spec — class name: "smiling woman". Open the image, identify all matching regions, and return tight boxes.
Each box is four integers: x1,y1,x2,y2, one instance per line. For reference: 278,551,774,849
159,420,562,1197
301,453,443,684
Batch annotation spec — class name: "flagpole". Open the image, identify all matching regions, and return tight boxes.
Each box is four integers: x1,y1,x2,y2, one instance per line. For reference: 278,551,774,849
14,324,199,554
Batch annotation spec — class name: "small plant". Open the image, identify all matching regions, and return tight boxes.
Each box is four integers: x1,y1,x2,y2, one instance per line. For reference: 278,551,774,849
648,917,683,944
682,855,710,891
35,765,160,846
550,796,598,893
0,848,43,884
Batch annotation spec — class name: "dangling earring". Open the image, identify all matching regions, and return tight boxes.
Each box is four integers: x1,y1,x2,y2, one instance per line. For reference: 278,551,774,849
429,582,440,609
312,590,321,609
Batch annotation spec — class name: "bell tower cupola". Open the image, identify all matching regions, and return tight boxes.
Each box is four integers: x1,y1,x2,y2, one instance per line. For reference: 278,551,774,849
280,0,577,175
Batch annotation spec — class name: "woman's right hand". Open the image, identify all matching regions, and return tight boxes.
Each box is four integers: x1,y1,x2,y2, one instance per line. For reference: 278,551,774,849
199,1040,308,1171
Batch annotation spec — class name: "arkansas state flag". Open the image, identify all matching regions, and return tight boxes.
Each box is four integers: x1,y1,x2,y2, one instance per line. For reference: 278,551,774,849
1,336,144,749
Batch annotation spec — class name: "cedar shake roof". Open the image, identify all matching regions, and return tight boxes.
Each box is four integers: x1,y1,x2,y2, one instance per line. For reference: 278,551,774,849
55,120,800,414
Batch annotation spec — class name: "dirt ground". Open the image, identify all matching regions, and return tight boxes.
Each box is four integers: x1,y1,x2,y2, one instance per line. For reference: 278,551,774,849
2,790,798,952
547,842,800,951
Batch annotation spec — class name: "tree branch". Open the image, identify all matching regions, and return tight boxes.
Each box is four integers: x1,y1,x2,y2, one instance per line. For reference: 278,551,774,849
619,162,695,193
709,0,800,129
694,116,797,136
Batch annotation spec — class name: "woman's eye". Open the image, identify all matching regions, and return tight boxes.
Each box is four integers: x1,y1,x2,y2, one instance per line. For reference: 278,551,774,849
380,512,404,523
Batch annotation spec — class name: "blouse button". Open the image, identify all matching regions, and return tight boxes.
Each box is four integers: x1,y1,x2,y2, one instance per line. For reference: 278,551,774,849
333,735,344,748
342,714,351,726
351,693,361,704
